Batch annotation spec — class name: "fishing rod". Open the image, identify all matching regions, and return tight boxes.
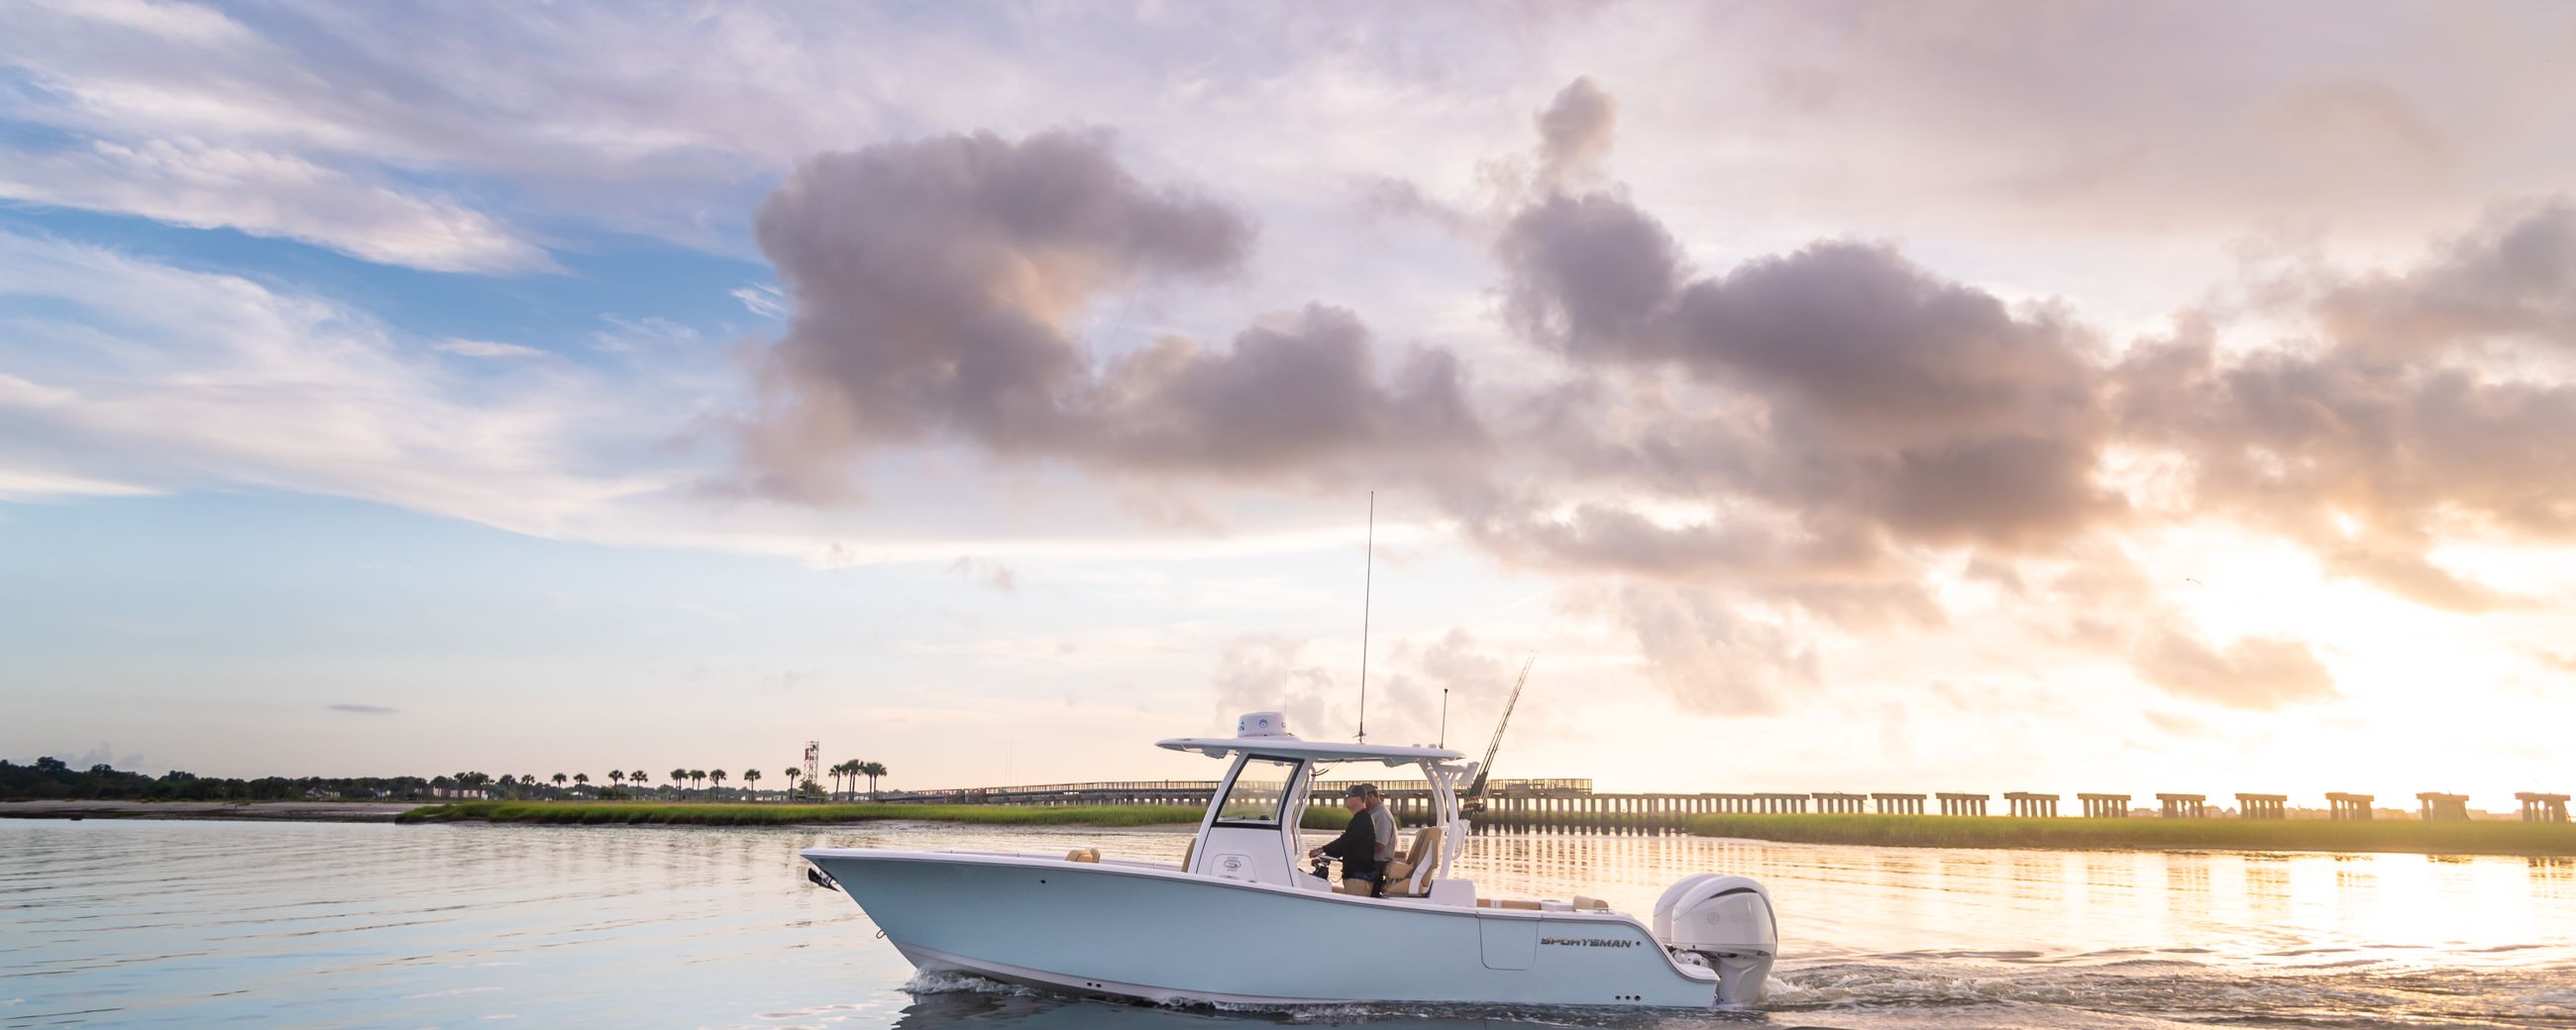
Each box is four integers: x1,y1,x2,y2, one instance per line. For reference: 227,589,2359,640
1356,491,1373,744
1464,656,1536,808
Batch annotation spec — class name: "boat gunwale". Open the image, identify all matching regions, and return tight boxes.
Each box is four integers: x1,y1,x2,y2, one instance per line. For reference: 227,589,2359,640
801,846,1662,925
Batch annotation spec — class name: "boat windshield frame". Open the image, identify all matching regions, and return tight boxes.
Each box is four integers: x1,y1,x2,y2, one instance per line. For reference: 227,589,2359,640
1208,754,1304,830
1191,752,1477,888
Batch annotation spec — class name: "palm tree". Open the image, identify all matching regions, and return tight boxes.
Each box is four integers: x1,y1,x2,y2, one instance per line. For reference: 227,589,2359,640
830,761,855,801
552,772,569,797
608,770,625,796
573,772,590,797
690,770,706,796
741,768,761,799
857,762,888,799
709,770,728,800
784,767,805,799
670,768,689,799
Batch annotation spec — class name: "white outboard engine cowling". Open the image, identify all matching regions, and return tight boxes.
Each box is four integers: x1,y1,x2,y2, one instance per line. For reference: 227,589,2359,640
1652,874,1777,1006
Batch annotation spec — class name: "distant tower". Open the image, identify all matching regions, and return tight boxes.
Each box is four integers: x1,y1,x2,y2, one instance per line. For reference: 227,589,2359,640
804,741,820,793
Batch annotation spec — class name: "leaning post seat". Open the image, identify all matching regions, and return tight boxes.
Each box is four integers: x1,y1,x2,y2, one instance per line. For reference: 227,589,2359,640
1383,827,1443,896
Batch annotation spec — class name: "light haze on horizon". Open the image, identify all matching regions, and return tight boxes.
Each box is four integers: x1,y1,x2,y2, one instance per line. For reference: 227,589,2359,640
4,2,2574,805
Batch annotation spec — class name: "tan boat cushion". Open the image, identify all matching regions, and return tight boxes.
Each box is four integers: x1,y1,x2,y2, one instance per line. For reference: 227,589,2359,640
1386,827,1443,896
1065,847,1100,863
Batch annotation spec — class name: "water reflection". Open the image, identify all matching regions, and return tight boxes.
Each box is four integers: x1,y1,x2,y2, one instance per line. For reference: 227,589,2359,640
2,820,2570,1029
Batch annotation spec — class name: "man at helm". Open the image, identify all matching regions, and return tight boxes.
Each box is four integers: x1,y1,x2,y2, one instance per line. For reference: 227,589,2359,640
1307,783,1383,895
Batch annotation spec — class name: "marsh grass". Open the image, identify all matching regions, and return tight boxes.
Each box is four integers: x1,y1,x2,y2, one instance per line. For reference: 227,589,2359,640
1685,813,2576,855
399,801,1360,830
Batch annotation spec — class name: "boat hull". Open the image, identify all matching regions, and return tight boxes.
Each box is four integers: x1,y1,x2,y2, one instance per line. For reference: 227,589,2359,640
803,849,1721,1008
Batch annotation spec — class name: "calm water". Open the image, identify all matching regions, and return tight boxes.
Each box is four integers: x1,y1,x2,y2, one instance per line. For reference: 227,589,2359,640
4,819,2572,1028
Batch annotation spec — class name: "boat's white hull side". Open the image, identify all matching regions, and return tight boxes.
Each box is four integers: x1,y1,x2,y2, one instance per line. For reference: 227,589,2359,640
804,849,1721,1009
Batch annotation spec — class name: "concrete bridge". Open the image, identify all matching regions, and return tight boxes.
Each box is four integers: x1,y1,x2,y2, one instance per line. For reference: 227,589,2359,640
880,779,2572,831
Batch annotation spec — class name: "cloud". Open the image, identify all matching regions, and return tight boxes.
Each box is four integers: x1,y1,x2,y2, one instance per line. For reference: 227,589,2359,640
2311,198,2576,361
1466,83,2123,624
434,338,550,360
0,229,668,533
328,703,399,715
1208,628,1522,749
1533,76,1617,190
945,557,1018,594
2130,628,2336,710
730,283,789,320
1578,582,1817,715
731,129,1485,500
2111,205,2576,609
0,140,555,273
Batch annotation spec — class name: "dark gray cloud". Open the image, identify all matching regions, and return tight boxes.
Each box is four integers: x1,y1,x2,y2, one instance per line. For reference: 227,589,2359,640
734,129,1484,500
724,79,2576,717
1487,193,2121,590
1496,193,1682,357
328,703,399,715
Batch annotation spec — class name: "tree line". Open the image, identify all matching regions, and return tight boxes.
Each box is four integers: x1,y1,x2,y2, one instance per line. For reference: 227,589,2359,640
2,756,894,803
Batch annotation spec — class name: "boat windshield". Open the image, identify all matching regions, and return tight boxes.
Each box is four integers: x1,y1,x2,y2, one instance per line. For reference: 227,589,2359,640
1213,756,1300,827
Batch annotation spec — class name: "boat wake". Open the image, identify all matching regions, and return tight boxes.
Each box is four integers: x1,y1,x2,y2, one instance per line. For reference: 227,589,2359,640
1769,956,2576,1027
903,970,1043,997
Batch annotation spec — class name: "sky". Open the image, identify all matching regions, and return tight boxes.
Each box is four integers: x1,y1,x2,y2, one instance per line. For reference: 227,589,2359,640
4,1,2574,806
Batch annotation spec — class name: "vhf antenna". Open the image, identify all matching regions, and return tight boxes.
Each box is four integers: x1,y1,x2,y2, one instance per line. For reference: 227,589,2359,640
1356,491,1374,744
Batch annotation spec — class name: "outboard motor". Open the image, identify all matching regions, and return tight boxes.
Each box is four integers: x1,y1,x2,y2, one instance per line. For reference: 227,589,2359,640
1652,874,1777,1006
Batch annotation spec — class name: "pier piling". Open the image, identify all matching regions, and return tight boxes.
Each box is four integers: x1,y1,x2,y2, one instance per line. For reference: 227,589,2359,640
1936,792,1988,816
1872,792,1927,815
2077,793,2132,818
2003,791,2060,818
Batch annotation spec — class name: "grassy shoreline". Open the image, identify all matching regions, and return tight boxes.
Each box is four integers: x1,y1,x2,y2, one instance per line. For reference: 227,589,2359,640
397,801,1360,830
1684,813,2576,856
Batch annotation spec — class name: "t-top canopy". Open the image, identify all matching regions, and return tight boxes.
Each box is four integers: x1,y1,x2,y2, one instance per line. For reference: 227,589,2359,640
1154,735,1463,765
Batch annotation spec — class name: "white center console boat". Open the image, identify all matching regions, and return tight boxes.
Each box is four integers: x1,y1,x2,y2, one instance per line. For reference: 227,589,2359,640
802,711,1777,1008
